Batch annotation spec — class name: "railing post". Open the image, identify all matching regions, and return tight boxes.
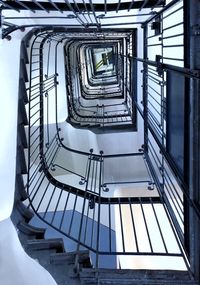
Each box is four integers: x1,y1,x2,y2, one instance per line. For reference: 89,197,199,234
131,57,137,123
39,38,46,164
74,148,94,274
142,23,148,153
95,150,103,269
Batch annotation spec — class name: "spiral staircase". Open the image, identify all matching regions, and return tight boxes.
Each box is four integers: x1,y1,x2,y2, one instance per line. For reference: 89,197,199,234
0,0,200,284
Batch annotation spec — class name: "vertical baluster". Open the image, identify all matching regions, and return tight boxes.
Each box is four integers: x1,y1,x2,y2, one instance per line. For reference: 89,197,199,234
95,151,103,268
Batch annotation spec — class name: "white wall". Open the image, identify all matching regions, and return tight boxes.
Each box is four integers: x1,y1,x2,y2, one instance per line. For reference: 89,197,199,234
0,28,58,285
0,33,22,221
0,218,57,285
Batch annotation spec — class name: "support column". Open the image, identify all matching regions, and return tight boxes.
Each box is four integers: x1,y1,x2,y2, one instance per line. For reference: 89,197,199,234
184,0,200,280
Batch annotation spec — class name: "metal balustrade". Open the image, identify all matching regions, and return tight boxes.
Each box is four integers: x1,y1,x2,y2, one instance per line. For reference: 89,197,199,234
1,0,165,40
63,31,137,130
23,18,197,273
2,0,199,280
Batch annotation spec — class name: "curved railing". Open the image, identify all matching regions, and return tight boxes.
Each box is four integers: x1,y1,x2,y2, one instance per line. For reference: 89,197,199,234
64,35,135,129
24,27,194,271
1,0,198,281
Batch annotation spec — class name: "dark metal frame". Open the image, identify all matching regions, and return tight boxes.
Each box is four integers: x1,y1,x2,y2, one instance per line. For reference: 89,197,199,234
24,27,190,272
2,0,199,280
137,0,200,280
63,32,137,131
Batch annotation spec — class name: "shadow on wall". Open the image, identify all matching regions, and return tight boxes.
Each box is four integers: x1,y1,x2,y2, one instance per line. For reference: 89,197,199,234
30,210,117,269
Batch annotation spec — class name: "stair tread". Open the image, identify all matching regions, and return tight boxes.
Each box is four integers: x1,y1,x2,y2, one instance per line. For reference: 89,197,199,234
81,279,197,283
80,269,193,280
51,250,89,257
16,201,34,221
80,269,198,285
27,237,64,244
26,237,65,252
18,221,45,239
50,250,92,267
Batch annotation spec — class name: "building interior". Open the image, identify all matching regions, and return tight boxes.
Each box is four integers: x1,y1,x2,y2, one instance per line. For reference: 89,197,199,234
0,0,199,284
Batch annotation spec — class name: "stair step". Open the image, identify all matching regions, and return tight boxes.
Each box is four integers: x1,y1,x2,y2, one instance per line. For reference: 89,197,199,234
17,144,27,175
20,58,29,83
15,173,28,201
80,269,197,285
18,123,28,148
81,280,198,285
27,246,58,261
28,249,81,285
15,200,34,222
26,238,65,253
19,78,28,104
21,40,29,64
19,98,28,125
17,221,45,239
81,268,192,279
50,250,92,268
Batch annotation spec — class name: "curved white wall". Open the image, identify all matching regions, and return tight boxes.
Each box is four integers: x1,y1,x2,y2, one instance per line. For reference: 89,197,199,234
0,218,57,285
0,35,21,221
0,30,58,285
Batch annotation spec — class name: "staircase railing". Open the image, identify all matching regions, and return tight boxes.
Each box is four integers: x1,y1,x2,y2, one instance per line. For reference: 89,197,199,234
23,26,196,273
64,35,136,129
4,0,199,282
